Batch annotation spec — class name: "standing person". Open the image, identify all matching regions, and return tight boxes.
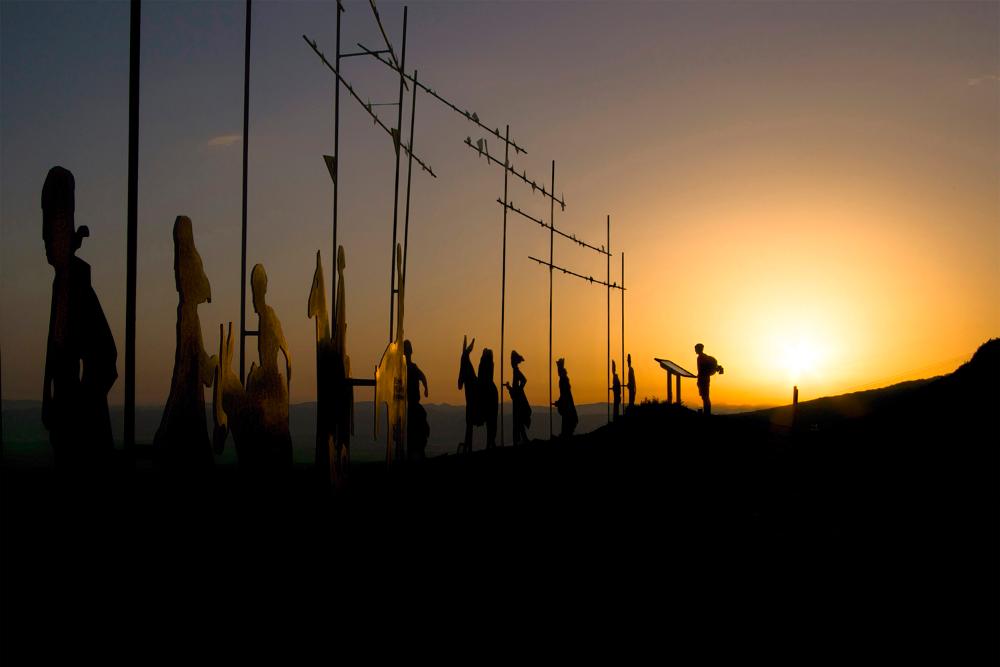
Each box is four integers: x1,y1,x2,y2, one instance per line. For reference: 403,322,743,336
503,350,531,445
695,343,724,415
41,166,118,468
553,358,578,439
626,353,636,413
404,340,430,460
611,360,622,422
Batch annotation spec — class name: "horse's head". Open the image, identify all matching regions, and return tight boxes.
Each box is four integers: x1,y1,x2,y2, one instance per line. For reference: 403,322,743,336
458,335,476,389
308,251,330,342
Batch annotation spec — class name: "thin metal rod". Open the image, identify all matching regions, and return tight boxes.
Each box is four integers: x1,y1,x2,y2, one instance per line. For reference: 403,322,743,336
368,0,404,80
466,139,561,207
621,251,625,393
548,160,554,440
125,0,140,450
340,49,389,58
496,200,607,256
359,43,527,155
239,0,252,383
332,0,342,324
527,257,625,290
303,35,436,177
402,69,418,280
607,214,610,425
500,124,509,447
388,6,407,343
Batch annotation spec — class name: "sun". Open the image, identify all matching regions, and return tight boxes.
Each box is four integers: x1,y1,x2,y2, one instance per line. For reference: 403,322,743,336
784,339,822,382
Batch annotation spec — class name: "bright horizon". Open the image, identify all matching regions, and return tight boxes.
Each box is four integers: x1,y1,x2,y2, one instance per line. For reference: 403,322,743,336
2,1,998,416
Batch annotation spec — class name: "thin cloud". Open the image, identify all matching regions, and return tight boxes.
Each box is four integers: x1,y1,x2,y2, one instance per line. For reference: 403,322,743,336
967,74,1000,86
207,133,242,147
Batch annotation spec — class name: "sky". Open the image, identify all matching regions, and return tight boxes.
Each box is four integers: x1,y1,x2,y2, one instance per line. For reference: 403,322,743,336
2,0,998,419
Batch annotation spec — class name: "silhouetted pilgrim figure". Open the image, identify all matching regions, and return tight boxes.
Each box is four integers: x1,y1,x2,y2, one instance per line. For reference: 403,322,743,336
695,343,724,416
375,245,407,464
478,348,498,449
554,358,578,439
611,360,622,422
308,249,352,483
41,166,117,466
154,216,218,469
212,265,292,470
457,335,478,454
503,350,531,445
404,340,430,460
333,247,353,478
626,353,636,413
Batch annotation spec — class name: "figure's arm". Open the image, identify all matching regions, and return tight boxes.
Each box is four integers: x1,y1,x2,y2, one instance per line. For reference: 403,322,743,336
419,367,429,398
277,318,292,387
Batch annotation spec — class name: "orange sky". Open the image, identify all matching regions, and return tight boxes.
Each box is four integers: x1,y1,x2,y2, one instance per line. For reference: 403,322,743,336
2,1,997,414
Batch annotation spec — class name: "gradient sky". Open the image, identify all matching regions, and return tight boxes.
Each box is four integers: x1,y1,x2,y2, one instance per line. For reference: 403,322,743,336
2,0,998,416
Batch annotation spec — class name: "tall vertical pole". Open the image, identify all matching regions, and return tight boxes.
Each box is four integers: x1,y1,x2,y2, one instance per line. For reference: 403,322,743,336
332,1,343,319
124,0,140,451
388,6,408,343
548,160,555,440
606,215,610,424
239,0,252,382
500,125,510,446
621,251,625,389
402,70,418,280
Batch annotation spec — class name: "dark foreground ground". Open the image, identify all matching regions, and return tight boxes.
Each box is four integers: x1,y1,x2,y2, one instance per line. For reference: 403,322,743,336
3,342,998,659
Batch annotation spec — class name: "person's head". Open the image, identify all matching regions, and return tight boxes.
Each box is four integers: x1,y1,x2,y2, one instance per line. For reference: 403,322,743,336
251,264,268,313
612,360,617,374
337,244,346,273
627,353,632,366
42,166,82,270
695,343,704,354
557,357,566,376
478,348,494,379
403,339,413,360
511,350,524,367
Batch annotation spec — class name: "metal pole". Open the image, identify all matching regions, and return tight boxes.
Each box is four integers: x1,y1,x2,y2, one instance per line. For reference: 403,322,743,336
548,160,555,440
239,0,252,382
388,6,407,343
124,0,140,450
500,125,509,446
402,69,418,280
332,1,343,320
606,215,610,424
621,251,625,394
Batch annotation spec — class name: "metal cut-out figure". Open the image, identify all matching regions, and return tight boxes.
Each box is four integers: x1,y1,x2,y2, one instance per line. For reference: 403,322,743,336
626,353,636,413
308,248,352,485
478,348,498,449
611,360,622,422
154,216,218,469
457,335,478,454
41,166,117,466
404,339,429,460
212,263,292,470
554,357,578,439
375,244,407,464
503,350,531,445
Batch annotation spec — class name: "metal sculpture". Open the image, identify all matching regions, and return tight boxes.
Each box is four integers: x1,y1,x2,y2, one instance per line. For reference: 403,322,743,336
213,264,292,470
374,244,407,464
308,248,353,486
154,216,218,468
